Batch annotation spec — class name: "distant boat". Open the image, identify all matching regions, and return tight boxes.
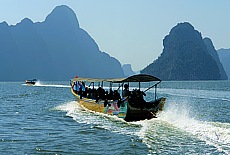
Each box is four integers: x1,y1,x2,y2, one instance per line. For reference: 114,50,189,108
70,74,166,122
25,79,37,85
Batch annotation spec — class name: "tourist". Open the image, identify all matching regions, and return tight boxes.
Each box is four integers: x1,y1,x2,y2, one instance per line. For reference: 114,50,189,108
122,84,130,98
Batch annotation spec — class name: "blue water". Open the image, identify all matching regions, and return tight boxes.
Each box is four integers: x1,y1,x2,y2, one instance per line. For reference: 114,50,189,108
0,81,229,154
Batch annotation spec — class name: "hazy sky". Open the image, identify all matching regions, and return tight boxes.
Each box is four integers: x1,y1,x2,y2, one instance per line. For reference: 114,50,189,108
0,0,229,71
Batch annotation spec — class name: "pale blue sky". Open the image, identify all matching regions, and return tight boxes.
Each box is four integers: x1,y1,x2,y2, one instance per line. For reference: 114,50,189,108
0,0,229,71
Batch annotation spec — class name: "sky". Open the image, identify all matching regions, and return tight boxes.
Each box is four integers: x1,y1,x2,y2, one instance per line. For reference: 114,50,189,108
0,0,229,71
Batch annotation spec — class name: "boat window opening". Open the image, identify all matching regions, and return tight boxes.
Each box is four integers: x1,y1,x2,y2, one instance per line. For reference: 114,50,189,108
138,81,161,101
88,82,92,87
118,83,122,90
114,82,123,95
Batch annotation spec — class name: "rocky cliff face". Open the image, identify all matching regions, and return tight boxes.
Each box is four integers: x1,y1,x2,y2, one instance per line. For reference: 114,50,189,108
203,38,228,80
141,22,222,81
0,5,124,81
218,48,230,80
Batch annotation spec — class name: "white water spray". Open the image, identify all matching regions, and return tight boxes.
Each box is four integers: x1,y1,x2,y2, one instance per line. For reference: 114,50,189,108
158,102,230,154
34,81,70,88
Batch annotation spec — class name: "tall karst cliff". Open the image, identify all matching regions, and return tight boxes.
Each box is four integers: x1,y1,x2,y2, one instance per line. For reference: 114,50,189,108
203,38,228,80
0,5,124,81
218,48,230,80
141,22,226,81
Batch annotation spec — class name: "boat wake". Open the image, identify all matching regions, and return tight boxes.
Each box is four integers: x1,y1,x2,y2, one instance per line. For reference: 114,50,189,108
25,81,71,88
156,102,230,154
22,81,70,88
54,101,141,135
54,100,230,154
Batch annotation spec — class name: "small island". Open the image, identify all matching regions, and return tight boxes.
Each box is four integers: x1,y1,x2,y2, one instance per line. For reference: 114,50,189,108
141,22,227,81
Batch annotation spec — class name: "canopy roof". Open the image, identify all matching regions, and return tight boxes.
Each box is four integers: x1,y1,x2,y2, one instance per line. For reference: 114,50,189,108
71,74,161,83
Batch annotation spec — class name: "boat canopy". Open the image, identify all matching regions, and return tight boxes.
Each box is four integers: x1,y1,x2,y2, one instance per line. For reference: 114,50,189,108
71,74,161,83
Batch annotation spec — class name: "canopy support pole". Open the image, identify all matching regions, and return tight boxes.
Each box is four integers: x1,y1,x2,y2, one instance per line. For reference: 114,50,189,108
155,85,157,100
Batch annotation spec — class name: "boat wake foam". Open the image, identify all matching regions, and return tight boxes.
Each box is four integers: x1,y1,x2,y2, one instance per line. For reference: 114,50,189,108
54,101,81,112
54,101,141,136
54,100,230,154
157,102,230,154
34,81,70,88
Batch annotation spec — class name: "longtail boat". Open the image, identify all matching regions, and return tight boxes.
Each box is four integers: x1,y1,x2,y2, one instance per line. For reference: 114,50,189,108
70,74,166,122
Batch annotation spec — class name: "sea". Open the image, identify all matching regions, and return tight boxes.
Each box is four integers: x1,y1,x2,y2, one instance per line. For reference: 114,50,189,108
0,80,229,155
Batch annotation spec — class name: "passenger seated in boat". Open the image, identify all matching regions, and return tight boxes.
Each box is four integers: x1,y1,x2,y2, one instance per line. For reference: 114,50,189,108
113,90,121,107
100,87,106,100
73,81,80,93
122,84,130,98
78,81,85,99
104,91,109,107
129,89,146,108
107,88,113,100
86,88,92,98
83,86,88,97
91,88,97,99
79,86,83,99
96,87,105,102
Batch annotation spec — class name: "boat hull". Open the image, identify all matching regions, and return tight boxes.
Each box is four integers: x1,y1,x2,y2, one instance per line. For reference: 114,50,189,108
25,79,37,85
25,82,36,85
125,97,166,121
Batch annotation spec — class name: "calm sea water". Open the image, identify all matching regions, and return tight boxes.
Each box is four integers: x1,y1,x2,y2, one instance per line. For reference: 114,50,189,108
0,81,229,155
